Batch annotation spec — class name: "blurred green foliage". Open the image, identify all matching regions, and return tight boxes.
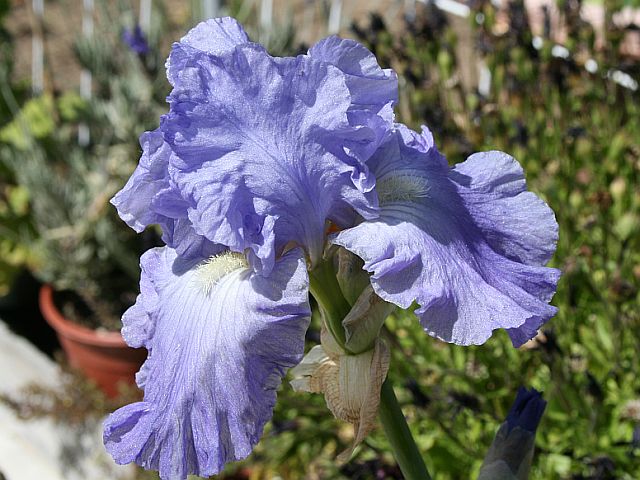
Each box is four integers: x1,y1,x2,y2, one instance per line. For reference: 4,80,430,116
0,0,639,478
0,0,30,295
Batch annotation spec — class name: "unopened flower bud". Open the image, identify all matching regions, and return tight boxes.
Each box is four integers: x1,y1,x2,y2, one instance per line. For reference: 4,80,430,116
478,387,546,480
342,284,395,354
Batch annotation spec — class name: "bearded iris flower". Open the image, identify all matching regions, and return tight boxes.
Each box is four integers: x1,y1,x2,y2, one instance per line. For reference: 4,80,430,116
105,17,559,480
106,17,396,479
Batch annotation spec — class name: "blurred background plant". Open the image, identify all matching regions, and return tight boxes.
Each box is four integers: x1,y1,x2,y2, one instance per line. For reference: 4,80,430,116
0,0,31,297
0,0,301,328
0,0,169,329
0,0,639,478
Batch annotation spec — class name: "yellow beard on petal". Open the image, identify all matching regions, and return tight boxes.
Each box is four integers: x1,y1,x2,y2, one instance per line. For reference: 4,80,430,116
194,251,249,295
376,174,430,204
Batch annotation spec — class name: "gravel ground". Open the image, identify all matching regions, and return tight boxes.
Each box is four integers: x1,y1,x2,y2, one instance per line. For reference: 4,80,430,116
0,320,134,480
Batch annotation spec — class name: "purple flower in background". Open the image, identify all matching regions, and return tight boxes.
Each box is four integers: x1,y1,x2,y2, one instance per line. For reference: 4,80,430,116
122,25,150,55
334,124,560,346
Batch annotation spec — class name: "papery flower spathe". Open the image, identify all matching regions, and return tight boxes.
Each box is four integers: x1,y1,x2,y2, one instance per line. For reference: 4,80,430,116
333,124,561,346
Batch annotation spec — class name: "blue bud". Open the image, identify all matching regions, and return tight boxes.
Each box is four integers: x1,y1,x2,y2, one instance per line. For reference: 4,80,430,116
478,387,547,480
506,387,547,434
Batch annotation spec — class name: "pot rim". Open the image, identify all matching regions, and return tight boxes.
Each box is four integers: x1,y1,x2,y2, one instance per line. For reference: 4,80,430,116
39,284,128,347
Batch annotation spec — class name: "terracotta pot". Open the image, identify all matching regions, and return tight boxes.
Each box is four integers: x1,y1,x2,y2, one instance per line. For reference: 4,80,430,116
39,284,146,397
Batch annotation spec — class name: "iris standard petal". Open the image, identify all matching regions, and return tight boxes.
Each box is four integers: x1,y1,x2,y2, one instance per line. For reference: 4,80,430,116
111,130,172,233
334,125,560,346
113,18,254,257
308,35,398,113
115,20,397,271
103,246,310,479
308,36,398,195
163,42,385,272
166,17,250,86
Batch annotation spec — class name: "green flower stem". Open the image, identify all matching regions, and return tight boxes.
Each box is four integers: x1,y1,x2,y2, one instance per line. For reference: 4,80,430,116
309,258,432,478
379,379,432,480
308,259,350,349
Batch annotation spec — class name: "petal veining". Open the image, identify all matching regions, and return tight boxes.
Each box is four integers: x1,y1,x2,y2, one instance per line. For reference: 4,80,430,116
334,124,560,346
103,246,310,479
164,43,383,271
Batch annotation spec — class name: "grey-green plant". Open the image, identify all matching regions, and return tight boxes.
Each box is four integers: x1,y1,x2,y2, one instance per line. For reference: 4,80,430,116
0,1,169,328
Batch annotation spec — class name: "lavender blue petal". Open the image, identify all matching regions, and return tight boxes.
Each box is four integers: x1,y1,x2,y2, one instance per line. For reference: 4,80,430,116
450,151,559,266
166,17,250,86
103,246,311,479
163,43,383,271
115,19,398,269
113,18,253,259
334,124,560,346
308,36,397,113
111,130,171,233
308,36,398,194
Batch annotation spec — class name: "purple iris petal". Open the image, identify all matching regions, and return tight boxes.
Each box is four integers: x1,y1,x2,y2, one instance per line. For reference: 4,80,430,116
166,17,250,86
103,246,310,479
334,124,560,346
122,25,150,55
163,38,391,272
450,151,559,266
113,18,396,272
308,36,397,114
308,36,398,195
111,130,175,233
506,387,547,433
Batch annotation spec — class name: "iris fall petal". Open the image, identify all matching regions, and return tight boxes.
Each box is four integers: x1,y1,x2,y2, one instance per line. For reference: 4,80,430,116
334,125,560,346
103,246,310,479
